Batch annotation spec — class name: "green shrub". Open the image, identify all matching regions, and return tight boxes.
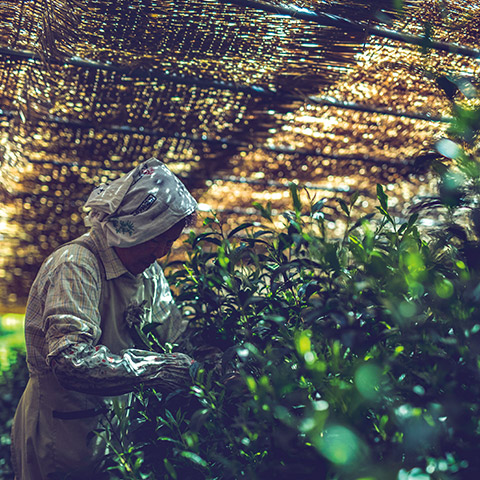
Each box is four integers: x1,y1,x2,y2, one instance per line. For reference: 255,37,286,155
101,169,480,479
0,349,28,480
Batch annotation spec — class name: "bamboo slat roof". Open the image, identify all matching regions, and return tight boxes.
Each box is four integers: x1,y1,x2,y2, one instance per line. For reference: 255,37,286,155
0,0,478,309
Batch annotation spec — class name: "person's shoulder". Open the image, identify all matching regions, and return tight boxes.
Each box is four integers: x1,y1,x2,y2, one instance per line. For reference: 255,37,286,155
44,240,100,277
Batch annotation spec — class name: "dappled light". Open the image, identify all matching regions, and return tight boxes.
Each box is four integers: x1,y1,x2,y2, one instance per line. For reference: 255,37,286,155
2,0,480,479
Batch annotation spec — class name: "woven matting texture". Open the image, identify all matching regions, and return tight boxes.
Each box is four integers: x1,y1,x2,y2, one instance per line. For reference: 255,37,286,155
0,0,479,308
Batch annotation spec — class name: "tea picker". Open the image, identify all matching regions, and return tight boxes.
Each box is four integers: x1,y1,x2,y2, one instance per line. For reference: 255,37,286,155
11,159,199,479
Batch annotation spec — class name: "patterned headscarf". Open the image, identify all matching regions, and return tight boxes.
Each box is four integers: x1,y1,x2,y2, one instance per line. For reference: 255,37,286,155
84,158,197,247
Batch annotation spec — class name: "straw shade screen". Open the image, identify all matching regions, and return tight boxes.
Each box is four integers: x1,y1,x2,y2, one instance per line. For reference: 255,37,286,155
0,0,478,309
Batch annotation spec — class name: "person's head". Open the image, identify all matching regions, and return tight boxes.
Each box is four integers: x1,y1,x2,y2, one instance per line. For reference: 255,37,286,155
83,158,197,273
114,212,196,275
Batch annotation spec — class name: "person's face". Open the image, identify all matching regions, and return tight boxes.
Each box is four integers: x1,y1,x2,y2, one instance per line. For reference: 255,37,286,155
115,221,185,275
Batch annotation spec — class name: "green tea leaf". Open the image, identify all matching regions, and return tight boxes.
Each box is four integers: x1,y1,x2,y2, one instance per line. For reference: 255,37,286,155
376,184,388,211
180,451,208,467
142,322,163,335
289,182,302,213
164,458,177,479
407,213,419,228
228,222,255,238
253,201,272,220
337,198,350,217
203,216,219,226
192,232,223,247
312,199,325,213
350,191,360,207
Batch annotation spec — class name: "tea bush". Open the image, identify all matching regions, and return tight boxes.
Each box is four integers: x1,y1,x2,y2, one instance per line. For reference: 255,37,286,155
0,350,28,480
102,171,480,479
100,73,480,476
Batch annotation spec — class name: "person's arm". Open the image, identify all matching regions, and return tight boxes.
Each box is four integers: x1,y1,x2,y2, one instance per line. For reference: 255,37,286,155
43,251,193,396
50,343,193,395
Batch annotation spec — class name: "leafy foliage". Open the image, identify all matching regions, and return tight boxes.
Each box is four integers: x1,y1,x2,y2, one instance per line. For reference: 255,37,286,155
102,77,480,477
0,350,28,480
99,169,480,479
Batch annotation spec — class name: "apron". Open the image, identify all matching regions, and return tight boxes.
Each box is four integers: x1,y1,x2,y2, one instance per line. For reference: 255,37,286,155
11,238,155,479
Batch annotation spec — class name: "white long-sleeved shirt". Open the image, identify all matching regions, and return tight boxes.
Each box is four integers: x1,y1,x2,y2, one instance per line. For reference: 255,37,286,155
24,225,192,394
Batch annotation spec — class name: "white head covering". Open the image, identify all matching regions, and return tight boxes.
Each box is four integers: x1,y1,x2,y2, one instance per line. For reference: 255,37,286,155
84,158,197,247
